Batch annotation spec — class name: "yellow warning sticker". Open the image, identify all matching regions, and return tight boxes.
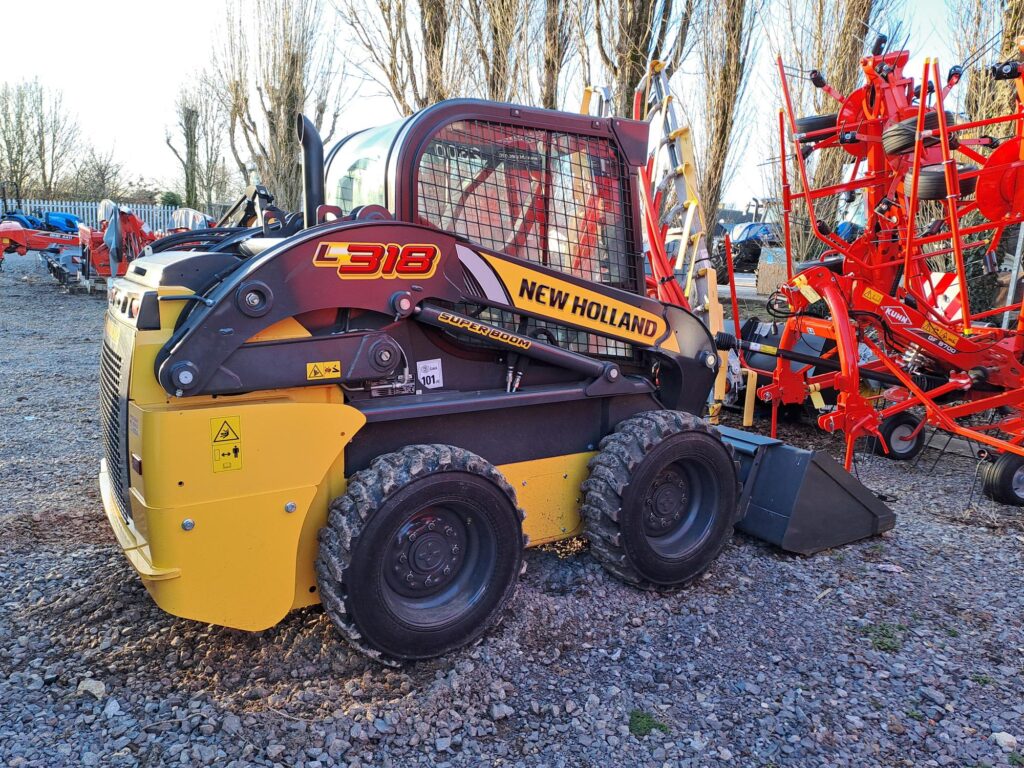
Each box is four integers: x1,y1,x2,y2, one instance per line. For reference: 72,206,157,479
922,320,960,349
862,287,883,304
210,417,242,473
306,361,341,380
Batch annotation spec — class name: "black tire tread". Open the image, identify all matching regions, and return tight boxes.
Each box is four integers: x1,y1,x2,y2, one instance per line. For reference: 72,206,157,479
982,452,1024,506
580,410,739,591
911,164,978,201
795,113,839,143
315,444,525,666
882,111,956,155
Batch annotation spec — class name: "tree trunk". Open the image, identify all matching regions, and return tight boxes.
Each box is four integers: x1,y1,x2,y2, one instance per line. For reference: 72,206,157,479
810,0,875,229
420,0,449,105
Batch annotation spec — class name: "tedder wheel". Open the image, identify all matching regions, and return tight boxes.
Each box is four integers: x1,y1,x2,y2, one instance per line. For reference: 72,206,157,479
581,411,739,589
316,445,525,665
981,452,1024,506
872,412,925,461
911,164,978,200
795,113,838,143
882,111,956,155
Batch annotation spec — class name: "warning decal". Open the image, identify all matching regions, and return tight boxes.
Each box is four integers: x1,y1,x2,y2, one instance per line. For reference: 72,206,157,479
210,416,242,473
306,360,342,380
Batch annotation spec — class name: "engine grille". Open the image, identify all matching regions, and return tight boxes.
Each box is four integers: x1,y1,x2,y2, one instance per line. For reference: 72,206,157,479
100,339,131,522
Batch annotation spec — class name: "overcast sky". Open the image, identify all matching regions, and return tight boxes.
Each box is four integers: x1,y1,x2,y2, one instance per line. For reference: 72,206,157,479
4,0,956,208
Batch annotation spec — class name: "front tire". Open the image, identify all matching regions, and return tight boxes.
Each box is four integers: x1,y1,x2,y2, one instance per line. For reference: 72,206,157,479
316,445,525,665
582,411,738,589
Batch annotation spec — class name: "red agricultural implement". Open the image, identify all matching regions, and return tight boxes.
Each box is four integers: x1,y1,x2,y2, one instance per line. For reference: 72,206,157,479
77,201,158,290
0,220,79,272
718,34,1024,505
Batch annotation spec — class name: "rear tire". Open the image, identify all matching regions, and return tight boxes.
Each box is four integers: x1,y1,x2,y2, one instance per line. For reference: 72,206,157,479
872,413,925,461
981,452,1024,506
582,411,738,589
316,445,525,665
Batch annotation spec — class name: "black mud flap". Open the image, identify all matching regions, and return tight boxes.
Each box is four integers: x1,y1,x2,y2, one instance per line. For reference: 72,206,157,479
719,427,895,555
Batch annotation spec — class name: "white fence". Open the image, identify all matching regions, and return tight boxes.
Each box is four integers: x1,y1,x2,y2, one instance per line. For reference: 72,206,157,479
17,199,177,231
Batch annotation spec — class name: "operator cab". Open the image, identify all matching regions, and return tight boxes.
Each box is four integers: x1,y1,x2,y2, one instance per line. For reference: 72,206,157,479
322,100,650,297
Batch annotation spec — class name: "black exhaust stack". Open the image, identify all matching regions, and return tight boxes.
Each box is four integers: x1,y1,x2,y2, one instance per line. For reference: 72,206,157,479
296,114,325,229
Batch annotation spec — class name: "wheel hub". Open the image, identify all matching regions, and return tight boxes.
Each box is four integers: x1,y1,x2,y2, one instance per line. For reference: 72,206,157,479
644,472,689,536
386,511,466,597
1011,465,1024,498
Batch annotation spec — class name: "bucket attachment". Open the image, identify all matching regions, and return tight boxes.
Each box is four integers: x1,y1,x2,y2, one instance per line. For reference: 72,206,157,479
719,427,895,555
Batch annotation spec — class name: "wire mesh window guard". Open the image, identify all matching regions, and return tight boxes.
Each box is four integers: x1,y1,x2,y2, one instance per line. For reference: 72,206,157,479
416,120,639,294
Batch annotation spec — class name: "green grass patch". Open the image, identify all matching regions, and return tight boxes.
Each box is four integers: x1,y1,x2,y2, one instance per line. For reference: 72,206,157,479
863,623,907,653
1009,753,1024,767
906,708,924,721
970,673,994,686
628,709,669,738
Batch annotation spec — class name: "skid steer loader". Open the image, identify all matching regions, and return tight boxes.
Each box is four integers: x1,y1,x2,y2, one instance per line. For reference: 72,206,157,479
98,100,891,665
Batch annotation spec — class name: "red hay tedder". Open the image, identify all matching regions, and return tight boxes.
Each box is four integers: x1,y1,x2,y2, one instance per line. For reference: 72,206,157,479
717,33,1024,505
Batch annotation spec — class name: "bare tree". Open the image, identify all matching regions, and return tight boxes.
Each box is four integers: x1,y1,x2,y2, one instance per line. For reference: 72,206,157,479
213,0,347,210
691,0,761,221
951,0,1024,124
466,0,531,101
539,0,572,109
0,82,34,199
808,0,877,227
340,0,471,114
73,146,126,200
591,0,694,116
166,91,200,208
195,78,236,211
30,83,80,198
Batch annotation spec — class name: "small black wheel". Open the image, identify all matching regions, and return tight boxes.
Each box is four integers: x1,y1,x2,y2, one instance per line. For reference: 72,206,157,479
882,111,956,155
872,412,925,461
872,411,929,460
910,164,978,200
316,445,525,665
982,452,1024,506
795,113,838,143
582,411,739,589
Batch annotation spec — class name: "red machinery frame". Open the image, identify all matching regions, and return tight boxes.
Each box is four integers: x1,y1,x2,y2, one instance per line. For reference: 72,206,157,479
79,207,158,280
761,37,1024,470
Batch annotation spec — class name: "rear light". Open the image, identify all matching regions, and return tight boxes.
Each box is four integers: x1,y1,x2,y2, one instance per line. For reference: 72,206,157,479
129,298,140,318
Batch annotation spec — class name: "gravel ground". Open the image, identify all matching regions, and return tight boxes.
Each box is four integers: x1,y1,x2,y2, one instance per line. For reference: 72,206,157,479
1,253,1023,768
